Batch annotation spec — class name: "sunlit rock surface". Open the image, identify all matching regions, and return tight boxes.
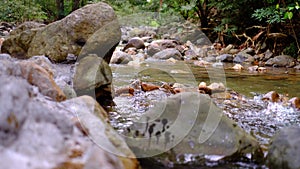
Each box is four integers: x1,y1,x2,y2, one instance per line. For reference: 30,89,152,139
2,2,120,63
124,92,263,162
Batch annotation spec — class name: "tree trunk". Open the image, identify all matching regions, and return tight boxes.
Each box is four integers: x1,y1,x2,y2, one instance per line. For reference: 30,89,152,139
56,0,64,20
72,0,81,11
196,0,209,28
81,0,87,6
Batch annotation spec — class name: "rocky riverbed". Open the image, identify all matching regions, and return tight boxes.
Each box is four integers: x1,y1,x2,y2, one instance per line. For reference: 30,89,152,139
0,2,300,169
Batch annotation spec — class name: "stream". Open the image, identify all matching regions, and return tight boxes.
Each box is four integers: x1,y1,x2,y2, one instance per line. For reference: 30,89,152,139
109,60,300,168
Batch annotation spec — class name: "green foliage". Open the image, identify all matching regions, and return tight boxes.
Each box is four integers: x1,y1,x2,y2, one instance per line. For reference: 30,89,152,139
252,1,300,23
34,0,58,21
252,6,285,23
0,0,47,23
283,42,298,58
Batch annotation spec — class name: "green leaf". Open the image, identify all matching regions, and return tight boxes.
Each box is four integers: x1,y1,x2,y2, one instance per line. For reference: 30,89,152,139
276,4,279,9
288,6,294,11
284,11,293,19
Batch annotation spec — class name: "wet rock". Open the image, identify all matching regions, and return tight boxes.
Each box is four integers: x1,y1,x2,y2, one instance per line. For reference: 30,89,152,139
220,44,234,54
198,82,212,95
150,39,178,49
248,65,258,72
265,55,295,67
116,87,135,96
111,51,133,64
3,2,120,63
294,64,300,70
211,91,232,99
267,126,300,169
146,43,162,56
242,47,255,55
166,57,177,63
146,39,182,57
207,82,226,93
73,54,113,107
18,61,66,102
263,49,273,61
160,83,176,94
184,49,198,60
216,54,233,62
125,92,263,162
246,55,255,63
258,67,267,72
262,91,280,102
203,56,216,62
234,53,251,63
122,37,145,52
232,64,244,70
152,48,183,60
185,40,201,57
193,60,211,66
141,82,160,92
289,97,300,109
228,48,240,55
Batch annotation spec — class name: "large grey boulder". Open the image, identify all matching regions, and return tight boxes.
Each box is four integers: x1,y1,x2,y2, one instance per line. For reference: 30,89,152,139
2,2,121,63
125,92,263,162
0,75,140,169
267,125,300,169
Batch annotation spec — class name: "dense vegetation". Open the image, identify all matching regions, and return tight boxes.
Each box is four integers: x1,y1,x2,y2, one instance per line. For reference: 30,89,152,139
0,0,299,58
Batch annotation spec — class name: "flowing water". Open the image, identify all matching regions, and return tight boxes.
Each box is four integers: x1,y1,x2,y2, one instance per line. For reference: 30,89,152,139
109,60,300,168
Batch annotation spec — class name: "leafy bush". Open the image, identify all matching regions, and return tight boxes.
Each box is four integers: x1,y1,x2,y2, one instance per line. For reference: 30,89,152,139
283,42,298,58
0,0,47,23
252,1,300,23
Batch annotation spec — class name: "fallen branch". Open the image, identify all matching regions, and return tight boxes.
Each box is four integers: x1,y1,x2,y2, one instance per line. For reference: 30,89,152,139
245,25,267,30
